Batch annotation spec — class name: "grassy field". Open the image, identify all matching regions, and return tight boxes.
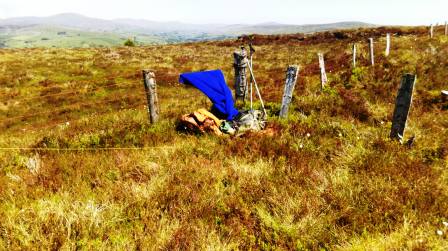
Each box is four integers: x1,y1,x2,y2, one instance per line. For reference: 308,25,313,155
0,27,447,250
0,26,165,48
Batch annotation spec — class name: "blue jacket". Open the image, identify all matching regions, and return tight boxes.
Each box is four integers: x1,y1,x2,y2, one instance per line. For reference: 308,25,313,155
179,70,239,120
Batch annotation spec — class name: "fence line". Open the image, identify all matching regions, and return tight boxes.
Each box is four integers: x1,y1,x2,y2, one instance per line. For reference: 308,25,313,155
0,30,442,146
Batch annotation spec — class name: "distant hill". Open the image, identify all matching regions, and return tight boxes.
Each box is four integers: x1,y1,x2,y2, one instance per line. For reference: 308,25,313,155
0,13,375,48
219,21,374,35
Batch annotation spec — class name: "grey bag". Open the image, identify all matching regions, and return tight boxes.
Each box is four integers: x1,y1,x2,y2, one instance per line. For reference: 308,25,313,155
234,110,266,134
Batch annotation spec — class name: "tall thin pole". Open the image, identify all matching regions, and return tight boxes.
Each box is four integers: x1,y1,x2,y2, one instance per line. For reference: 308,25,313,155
369,38,375,66
250,59,253,111
242,46,248,105
445,22,447,36
249,44,255,111
353,43,357,68
247,63,267,118
385,33,391,57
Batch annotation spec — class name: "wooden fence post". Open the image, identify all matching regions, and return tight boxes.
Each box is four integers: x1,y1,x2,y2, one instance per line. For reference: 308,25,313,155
385,33,391,57
142,70,159,124
390,74,417,142
279,65,299,118
318,53,328,90
233,47,248,102
369,38,375,66
430,24,434,38
445,22,447,36
353,43,357,68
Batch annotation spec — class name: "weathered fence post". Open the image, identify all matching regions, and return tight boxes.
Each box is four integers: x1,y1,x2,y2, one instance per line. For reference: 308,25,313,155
353,43,357,67
318,53,328,90
142,70,159,124
385,33,391,57
445,22,447,36
233,47,248,102
279,65,299,118
430,24,434,38
390,74,417,142
369,38,375,66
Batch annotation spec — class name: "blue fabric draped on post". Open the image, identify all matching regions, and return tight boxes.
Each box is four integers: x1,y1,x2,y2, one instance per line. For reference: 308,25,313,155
179,70,239,120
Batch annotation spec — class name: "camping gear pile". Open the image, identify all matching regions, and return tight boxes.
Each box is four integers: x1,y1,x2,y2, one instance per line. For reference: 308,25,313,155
178,108,225,136
178,58,267,136
179,108,265,136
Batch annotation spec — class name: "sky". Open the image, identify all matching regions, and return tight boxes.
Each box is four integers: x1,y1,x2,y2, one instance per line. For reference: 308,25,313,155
0,0,446,25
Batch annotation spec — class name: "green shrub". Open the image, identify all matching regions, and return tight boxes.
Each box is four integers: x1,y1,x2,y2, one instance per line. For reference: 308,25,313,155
123,39,135,47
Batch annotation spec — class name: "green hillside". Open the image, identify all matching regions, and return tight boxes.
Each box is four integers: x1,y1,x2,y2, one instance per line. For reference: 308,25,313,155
0,26,164,48
0,14,374,48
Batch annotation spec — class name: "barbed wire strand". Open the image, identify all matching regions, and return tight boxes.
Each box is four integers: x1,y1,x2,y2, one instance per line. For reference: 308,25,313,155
0,94,146,124
27,102,146,132
1,81,141,103
0,102,146,137
0,146,176,151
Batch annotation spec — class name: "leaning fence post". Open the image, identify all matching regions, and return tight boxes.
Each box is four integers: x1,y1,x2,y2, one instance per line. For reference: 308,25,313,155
369,38,375,66
390,74,417,142
142,70,159,124
385,33,391,57
353,43,357,68
279,65,299,118
318,53,328,90
233,47,248,102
